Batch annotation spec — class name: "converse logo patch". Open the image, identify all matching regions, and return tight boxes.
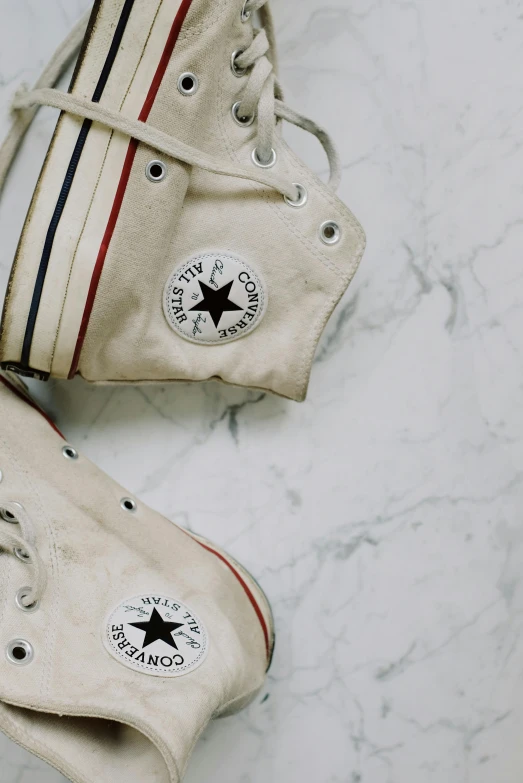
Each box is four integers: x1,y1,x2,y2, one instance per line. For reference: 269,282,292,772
163,253,267,344
104,594,209,677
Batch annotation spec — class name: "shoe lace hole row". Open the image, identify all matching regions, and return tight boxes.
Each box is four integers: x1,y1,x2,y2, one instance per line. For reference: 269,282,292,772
228,66,339,246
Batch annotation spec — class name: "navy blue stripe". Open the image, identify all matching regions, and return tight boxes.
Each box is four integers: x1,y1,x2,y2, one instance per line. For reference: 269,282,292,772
21,0,136,369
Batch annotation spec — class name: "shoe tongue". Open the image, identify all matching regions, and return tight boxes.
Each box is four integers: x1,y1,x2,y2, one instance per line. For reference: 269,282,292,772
180,0,279,89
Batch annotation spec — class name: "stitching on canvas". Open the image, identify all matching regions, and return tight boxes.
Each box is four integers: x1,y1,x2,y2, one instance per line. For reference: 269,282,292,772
49,1,163,368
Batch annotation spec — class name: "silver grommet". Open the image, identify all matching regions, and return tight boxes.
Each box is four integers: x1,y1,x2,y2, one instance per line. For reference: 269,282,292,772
0,503,23,524
319,220,341,245
0,469,3,483
284,183,308,208
232,101,255,127
62,445,78,460
241,0,251,21
6,639,34,665
252,147,277,169
14,547,31,563
231,50,247,77
120,497,137,513
15,588,39,613
145,160,167,183
177,72,199,96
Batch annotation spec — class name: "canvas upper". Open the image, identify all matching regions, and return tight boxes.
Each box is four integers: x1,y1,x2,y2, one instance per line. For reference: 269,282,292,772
0,372,273,782
0,0,365,401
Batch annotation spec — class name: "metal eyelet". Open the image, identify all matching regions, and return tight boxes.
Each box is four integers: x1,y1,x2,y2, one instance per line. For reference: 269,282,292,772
284,184,308,208
177,72,199,96
0,469,3,484
15,588,39,613
241,0,251,21
320,220,341,245
0,503,23,524
6,639,34,665
62,445,78,460
120,497,137,513
145,160,167,183
232,101,255,127
231,50,247,77
251,147,277,169
14,547,31,563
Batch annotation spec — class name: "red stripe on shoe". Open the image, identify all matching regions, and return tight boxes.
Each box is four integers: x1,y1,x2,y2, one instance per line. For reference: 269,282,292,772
68,0,195,378
0,375,65,439
193,537,271,661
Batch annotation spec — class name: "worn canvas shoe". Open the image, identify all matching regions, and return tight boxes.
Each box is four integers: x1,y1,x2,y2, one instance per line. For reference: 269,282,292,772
0,372,274,782
0,0,365,401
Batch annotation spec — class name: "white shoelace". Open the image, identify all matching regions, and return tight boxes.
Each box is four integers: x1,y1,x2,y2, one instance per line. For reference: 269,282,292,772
237,0,341,189
0,2,341,203
0,506,47,608
0,10,91,200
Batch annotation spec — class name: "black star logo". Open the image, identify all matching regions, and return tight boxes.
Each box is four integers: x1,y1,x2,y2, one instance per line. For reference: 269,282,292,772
129,607,184,650
189,280,242,328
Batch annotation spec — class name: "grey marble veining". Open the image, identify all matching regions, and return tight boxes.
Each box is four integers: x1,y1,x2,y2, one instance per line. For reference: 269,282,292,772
1,0,522,781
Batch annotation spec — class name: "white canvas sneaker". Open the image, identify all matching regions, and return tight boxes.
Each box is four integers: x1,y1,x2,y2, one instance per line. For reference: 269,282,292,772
0,0,365,401
0,372,274,782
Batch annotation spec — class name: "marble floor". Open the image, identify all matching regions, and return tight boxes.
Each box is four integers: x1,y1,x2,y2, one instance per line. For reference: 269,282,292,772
1,0,523,781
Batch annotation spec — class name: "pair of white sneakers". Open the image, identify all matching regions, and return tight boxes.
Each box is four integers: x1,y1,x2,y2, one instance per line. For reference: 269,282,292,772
0,1,365,781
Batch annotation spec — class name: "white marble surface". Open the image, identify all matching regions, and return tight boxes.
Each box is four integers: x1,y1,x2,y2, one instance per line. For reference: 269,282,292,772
1,0,523,781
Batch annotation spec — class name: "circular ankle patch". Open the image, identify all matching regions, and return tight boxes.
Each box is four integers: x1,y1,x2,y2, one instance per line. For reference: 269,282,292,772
104,594,209,677
163,253,267,344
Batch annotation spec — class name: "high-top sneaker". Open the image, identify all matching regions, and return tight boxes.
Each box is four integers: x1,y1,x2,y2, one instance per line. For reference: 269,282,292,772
0,372,274,782
0,0,365,401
